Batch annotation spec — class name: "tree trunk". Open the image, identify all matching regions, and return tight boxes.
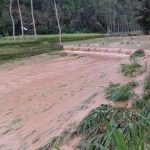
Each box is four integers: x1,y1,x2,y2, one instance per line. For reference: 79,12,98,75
10,0,16,40
113,0,117,33
17,0,24,40
54,0,62,46
130,0,133,32
31,0,37,40
108,0,111,33
118,21,120,34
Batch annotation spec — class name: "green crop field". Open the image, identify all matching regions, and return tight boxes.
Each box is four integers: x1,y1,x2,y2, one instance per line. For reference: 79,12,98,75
0,34,104,63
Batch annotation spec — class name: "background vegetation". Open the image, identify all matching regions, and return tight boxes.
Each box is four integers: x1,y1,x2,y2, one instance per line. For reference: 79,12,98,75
1,0,150,36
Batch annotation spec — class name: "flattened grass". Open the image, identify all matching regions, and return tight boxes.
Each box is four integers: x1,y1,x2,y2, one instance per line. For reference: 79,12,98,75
39,105,150,150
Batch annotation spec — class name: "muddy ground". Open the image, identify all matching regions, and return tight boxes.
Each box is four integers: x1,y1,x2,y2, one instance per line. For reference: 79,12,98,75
64,35,150,50
0,48,148,150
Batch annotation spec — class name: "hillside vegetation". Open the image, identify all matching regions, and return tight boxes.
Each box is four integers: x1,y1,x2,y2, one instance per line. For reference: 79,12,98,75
1,0,150,36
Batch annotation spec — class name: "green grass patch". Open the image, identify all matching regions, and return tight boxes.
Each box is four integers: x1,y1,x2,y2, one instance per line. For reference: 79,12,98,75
0,34,104,46
0,34,104,63
0,44,62,63
105,81,138,102
132,75,150,109
121,61,141,77
132,97,144,109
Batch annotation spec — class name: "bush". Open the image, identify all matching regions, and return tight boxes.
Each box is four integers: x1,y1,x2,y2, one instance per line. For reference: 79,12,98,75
130,49,145,58
36,26,48,35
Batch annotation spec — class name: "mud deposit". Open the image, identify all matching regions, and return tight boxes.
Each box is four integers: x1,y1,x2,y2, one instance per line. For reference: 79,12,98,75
0,52,133,150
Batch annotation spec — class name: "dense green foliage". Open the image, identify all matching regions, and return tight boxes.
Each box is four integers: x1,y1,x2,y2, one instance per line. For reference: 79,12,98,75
134,0,150,34
0,0,149,36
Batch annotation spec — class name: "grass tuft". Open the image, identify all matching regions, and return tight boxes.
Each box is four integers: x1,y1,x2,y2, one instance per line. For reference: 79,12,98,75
132,97,144,109
130,49,145,58
105,81,138,102
121,61,141,77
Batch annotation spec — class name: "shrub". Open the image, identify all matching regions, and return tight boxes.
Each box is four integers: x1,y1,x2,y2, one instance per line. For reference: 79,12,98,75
36,26,48,35
130,49,145,58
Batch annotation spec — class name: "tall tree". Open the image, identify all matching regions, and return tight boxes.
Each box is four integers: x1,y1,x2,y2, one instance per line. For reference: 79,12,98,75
17,0,24,39
54,0,62,46
10,0,16,40
134,0,150,34
30,0,37,40
113,0,117,32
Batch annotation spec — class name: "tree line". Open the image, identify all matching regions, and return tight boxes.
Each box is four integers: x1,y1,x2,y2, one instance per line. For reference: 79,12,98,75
0,0,150,38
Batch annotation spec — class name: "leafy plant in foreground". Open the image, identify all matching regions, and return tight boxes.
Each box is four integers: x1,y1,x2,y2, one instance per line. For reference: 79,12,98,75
102,116,150,150
37,104,150,150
